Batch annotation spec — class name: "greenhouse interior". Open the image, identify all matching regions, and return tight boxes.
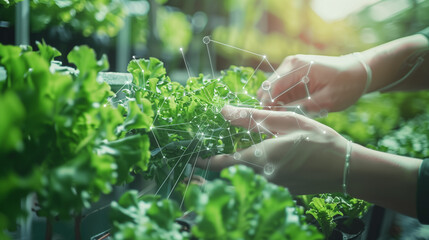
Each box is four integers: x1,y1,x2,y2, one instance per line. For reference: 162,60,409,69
1,0,429,239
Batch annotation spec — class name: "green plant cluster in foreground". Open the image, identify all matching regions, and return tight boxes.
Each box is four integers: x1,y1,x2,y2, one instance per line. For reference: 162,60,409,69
0,42,152,238
110,165,323,240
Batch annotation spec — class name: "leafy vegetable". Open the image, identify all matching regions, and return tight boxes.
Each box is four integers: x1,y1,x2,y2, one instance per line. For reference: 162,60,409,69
110,191,188,240
0,42,152,237
30,0,126,37
110,165,323,240
306,197,343,238
127,58,266,183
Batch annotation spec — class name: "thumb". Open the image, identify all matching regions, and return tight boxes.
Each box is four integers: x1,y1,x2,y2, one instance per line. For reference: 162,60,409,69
221,105,302,135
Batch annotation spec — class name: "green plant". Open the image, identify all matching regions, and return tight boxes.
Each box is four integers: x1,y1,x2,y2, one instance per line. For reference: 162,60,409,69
323,194,370,227
126,57,266,184
30,0,126,37
0,42,151,239
110,191,189,240
110,165,323,240
306,197,343,238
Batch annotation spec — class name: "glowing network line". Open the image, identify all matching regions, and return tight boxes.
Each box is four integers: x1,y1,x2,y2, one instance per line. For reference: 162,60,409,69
105,35,331,206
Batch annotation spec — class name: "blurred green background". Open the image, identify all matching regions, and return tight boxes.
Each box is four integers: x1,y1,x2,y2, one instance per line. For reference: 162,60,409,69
2,0,429,78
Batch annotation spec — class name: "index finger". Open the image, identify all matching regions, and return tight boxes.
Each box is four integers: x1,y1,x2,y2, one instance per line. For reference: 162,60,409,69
221,105,308,135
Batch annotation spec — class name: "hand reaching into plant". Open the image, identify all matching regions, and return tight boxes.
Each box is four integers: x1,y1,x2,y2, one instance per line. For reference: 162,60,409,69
198,105,423,219
257,54,368,113
258,34,429,113
198,105,350,195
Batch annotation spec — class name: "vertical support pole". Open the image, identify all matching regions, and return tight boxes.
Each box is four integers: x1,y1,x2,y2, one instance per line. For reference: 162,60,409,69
15,0,30,45
116,13,131,72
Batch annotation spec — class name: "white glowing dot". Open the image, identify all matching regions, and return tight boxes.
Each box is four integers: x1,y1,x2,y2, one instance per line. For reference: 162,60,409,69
163,156,166,159
179,47,183,52
254,148,263,157
247,131,250,134
202,36,211,44
256,122,260,126
307,96,311,100
103,104,107,107
219,136,223,139
263,55,266,59
206,148,210,150
322,130,326,134
264,163,275,175
271,99,274,103
297,105,301,109
310,60,314,64
132,55,136,59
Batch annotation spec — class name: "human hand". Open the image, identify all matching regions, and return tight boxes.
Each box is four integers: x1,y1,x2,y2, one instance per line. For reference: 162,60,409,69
197,105,349,195
257,54,368,114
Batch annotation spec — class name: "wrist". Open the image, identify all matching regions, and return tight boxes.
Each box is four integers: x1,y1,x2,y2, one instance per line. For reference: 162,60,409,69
360,34,429,92
347,143,421,217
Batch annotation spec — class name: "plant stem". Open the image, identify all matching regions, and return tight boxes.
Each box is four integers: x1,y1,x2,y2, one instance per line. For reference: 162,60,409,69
74,214,82,240
45,218,53,240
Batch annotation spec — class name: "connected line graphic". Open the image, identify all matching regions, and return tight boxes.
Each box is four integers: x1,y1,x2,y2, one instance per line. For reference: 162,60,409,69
107,35,329,207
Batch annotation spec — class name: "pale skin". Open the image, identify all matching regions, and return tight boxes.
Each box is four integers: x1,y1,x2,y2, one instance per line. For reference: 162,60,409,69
198,34,429,218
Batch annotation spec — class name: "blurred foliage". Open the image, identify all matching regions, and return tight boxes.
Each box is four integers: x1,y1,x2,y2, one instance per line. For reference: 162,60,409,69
30,0,126,37
0,0,22,7
319,91,429,148
211,0,362,66
348,0,429,47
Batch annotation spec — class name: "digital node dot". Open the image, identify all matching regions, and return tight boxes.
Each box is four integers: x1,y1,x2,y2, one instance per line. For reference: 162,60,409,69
261,81,271,91
233,152,241,160
319,109,329,118
301,76,310,84
239,110,248,119
202,36,211,44
254,148,263,157
179,47,183,52
264,163,275,176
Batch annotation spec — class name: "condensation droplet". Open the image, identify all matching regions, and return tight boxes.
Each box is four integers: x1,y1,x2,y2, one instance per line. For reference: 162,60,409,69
233,152,241,160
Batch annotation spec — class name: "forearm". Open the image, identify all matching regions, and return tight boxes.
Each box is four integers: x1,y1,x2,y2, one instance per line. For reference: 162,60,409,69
348,143,422,217
359,34,429,92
